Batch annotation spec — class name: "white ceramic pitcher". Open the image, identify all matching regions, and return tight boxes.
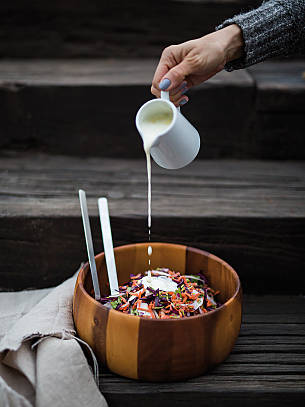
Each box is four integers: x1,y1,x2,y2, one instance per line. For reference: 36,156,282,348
135,91,200,169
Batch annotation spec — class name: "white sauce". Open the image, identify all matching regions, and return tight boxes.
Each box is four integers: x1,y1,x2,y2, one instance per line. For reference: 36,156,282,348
141,275,178,293
142,113,172,230
141,111,173,269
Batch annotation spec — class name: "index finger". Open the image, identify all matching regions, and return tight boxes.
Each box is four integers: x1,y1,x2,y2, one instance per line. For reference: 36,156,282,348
152,58,170,91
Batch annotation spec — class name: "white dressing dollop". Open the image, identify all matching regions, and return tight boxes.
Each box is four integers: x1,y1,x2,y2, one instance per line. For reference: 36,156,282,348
141,275,178,292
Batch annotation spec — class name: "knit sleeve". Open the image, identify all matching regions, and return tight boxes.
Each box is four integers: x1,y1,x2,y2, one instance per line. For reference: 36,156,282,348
216,0,305,71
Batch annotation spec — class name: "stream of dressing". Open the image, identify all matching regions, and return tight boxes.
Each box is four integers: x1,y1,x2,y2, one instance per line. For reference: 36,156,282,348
141,112,173,271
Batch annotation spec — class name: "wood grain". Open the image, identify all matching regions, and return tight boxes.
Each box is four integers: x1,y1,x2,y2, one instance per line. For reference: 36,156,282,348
0,153,304,292
106,309,140,380
1,154,304,218
73,243,242,381
248,62,305,112
1,60,304,159
0,1,260,58
0,59,252,86
98,294,305,407
0,58,256,159
73,267,110,366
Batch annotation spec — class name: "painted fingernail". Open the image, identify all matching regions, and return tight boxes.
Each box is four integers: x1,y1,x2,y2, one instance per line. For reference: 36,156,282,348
179,98,188,106
159,78,171,90
179,81,187,90
181,87,188,95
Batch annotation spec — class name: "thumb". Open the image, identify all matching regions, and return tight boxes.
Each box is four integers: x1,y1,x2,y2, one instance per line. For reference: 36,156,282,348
159,60,190,91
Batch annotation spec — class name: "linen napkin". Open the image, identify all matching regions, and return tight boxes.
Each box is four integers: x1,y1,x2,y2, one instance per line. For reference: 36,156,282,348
0,271,108,407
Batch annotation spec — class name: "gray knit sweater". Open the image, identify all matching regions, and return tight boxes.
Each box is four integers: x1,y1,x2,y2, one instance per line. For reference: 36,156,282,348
217,0,305,71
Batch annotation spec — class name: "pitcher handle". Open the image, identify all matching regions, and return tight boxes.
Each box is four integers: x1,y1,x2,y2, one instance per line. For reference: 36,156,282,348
161,91,181,112
161,91,170,101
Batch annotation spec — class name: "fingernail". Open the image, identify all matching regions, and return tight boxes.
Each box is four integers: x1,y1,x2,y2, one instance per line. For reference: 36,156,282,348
181,87,188,95
159,78,171,90
179,98,188,106
179,81,187,90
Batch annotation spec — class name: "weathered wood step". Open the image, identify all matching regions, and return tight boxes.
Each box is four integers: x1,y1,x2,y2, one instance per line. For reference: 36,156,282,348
248,62,305,159
0,0,260,58
0,59,304,159
0,152,304,292
99,295,305,407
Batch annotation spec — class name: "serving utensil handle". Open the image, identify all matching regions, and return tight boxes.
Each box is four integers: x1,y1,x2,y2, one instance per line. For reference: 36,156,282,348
79,189,101,301
98,197,119,296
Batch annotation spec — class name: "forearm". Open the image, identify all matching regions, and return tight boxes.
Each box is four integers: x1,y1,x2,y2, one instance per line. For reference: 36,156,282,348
216,0,305,71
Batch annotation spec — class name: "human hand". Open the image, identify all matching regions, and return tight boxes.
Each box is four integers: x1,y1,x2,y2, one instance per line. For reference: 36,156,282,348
151,25,243,106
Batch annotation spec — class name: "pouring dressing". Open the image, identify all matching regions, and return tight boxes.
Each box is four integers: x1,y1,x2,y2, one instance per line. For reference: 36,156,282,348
136,90,200,282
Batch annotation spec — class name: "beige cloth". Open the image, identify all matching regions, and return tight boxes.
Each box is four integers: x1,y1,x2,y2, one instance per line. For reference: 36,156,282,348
0,272,108,407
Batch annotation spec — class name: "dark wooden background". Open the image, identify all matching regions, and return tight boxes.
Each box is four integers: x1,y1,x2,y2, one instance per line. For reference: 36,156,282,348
0,0,261,58
0,1,304,404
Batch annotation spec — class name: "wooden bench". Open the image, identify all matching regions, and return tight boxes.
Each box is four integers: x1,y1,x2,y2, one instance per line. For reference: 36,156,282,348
0,0,261,59
0,153,304,292
0,59,304,160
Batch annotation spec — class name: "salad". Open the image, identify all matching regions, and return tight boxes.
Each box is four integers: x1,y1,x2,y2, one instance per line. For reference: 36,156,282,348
99,268,221,319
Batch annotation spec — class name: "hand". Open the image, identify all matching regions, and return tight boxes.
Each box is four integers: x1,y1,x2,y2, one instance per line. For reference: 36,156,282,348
151,25,243,106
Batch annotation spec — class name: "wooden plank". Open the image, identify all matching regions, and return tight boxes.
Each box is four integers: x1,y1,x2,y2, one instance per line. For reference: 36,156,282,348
223,353,305,364
247,62,305,160
0,59,255,159
1,154,304,218
240,324,305,336
0,154,304,291
242,295,305,322
248,62,305,112
212,365,305,374
99,373,305,406
0,59,158,86
1,215,304,292
102,392,304,407
248,112,305,160
232,344,305,353
244,295,305,305
235,336,305,345
243,314,305,323
101,373,305,389
0,59,252,86
0,60,304,159
0,1,260,59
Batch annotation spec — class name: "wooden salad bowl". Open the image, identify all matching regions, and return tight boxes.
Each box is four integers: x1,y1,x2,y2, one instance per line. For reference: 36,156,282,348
73,242,242,382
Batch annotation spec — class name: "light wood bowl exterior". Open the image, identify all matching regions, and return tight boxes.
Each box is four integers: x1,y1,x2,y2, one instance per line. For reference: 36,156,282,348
73,243,242,382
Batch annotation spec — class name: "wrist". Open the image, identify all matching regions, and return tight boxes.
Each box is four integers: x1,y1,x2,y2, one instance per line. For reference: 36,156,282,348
217,24,244,63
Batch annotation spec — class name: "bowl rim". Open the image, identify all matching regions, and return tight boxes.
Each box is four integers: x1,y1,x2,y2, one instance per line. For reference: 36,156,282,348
76,242,241,322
